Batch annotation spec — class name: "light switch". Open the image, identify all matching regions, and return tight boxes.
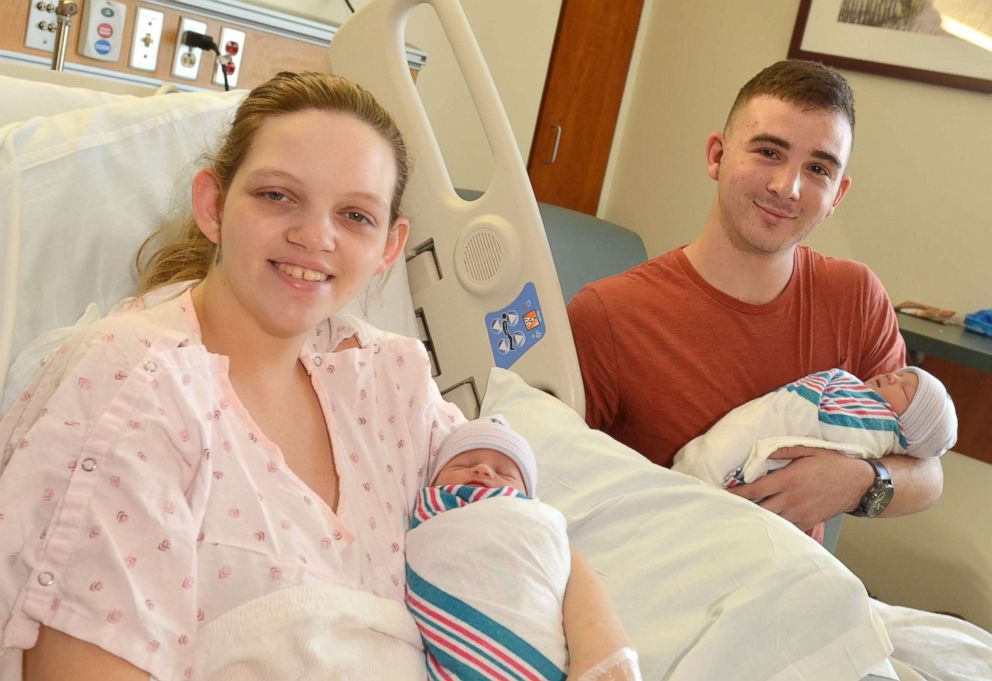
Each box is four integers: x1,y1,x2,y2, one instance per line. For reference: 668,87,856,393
129,7,164,71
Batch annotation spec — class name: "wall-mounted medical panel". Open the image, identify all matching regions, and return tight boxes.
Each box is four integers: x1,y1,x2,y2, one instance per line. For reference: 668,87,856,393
1,0,427,92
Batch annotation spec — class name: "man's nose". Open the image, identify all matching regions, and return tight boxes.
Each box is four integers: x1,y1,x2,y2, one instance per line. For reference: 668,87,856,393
767,165,801,201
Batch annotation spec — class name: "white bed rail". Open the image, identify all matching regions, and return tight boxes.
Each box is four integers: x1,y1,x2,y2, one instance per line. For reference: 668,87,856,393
327,0,584,417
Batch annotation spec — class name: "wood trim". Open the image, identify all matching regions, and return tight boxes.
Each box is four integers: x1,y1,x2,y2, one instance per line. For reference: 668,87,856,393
919,355,992,465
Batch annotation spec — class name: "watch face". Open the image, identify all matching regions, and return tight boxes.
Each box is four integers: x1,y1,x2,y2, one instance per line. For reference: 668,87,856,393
865,483,894,518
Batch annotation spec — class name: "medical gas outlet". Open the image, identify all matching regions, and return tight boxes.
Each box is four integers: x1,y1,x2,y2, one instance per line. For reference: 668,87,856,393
129,7,164,71
78,0,127,62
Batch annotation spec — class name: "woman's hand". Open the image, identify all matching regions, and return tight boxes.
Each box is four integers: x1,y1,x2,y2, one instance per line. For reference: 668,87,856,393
562,546,633,680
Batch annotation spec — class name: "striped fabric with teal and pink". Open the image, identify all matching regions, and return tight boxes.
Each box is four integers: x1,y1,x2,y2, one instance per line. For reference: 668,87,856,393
406,484,567,681
782,368,907,449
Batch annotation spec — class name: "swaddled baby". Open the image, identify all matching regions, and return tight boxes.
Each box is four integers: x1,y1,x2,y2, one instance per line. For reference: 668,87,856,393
405,415,571,681
673,366,957,490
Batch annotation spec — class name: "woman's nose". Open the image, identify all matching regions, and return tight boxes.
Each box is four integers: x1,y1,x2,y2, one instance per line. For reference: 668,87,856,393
287,212,336,251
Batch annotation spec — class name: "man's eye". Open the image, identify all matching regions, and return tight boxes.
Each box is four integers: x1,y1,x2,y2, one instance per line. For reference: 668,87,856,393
809,164,830,177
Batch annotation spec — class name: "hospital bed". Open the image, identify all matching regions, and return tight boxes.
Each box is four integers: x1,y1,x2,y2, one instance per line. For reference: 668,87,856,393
1,1,990,679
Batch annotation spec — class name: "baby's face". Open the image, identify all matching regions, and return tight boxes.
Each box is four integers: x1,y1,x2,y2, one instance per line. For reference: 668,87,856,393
434,448,526,491
866,370,918,415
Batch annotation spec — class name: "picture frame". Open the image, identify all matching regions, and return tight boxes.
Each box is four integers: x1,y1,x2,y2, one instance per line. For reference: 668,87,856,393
788,0,992,93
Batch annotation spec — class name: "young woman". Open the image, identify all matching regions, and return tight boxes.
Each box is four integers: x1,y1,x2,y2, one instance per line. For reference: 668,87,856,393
0,72,631,680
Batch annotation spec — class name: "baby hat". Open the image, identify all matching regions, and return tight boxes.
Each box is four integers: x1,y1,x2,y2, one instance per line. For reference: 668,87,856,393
430,414,538,496
898,366,957,457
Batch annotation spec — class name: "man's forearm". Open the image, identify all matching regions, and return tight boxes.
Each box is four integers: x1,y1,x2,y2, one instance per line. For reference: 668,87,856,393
876,454,944,517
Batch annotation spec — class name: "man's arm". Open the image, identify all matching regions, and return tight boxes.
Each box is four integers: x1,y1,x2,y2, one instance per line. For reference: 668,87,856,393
727,447,943,531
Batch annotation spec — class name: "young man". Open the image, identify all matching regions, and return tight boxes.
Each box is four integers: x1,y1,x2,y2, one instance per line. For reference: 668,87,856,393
567,60,943,541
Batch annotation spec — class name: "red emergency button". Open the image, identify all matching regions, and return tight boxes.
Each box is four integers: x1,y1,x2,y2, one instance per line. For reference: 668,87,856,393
97,22,114,38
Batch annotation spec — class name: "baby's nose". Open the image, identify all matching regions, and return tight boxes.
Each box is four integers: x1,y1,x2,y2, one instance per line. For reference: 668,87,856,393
472,464,495,477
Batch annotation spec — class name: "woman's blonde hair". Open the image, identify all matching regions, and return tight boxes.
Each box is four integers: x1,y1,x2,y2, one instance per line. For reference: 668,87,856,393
136,71,411,295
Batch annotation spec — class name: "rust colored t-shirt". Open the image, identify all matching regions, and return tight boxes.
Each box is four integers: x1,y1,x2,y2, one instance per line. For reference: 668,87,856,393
568,245,906,468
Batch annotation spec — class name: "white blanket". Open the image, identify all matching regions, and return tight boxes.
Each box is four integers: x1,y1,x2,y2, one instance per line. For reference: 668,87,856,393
405,489,571,679
186,584,426,681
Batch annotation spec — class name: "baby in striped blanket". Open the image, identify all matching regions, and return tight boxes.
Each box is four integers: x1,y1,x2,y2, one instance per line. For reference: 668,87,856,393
672,366,957,490
405,414,573,680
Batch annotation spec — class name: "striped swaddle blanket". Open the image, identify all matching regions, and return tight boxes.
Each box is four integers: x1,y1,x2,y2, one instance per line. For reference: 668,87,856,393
406,484,570,681
673,369,906,487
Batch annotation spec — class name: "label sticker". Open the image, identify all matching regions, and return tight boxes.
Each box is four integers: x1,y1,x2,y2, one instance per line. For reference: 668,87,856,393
485,282,545,369
101,7,114,17
97,23,113,38
94,39,112,55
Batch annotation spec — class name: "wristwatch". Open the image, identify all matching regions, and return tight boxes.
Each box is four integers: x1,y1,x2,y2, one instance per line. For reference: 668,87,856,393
852,459,893,518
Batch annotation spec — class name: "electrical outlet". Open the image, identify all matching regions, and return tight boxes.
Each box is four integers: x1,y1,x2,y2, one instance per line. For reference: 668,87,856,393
24,1,58,52
129,7,164,71
213,26,246,89
171,17,208,80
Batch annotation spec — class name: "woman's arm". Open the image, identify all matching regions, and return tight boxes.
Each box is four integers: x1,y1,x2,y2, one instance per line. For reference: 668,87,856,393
562,546,632,680
23,626,148,681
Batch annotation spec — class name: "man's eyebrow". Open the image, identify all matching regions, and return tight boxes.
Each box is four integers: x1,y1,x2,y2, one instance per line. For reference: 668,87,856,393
749,133,790,150
749,134,842,169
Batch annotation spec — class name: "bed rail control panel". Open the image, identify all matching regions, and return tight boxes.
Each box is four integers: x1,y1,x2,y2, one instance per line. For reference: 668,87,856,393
78,0,127,62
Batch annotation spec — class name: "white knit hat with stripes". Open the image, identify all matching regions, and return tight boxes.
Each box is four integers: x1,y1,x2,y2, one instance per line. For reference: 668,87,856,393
898,367,957,457
430,414,537,496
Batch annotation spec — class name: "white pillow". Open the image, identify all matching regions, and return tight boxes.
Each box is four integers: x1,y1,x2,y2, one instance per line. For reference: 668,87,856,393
0,88,418,399
481,368,894,681
0,73,138,127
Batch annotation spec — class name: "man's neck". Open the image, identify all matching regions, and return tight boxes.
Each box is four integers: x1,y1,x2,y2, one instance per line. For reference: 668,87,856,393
683,220,796,306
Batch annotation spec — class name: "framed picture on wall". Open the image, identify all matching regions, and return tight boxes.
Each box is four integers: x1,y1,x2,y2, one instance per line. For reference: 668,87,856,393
788,0,992,93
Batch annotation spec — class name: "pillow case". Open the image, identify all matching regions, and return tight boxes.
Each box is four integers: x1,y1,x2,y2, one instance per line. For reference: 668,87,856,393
0,85,418,399
481,367,894,681
0,73,137,127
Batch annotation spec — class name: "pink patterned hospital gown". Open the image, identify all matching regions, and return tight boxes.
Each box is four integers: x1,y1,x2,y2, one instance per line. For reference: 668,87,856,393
0,288,463,680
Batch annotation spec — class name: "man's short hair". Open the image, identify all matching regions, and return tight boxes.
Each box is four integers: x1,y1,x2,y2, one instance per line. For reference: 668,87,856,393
725,59,855,136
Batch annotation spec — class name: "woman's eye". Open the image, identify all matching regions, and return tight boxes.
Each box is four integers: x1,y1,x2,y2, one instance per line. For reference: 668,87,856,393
261,190,288,201
340,210,372,226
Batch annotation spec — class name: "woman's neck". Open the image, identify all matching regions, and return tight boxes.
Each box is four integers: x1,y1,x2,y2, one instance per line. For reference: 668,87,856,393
190,280,306,386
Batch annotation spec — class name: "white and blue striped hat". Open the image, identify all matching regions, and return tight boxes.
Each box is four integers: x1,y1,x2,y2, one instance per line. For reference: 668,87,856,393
899,367,957,457
430,414,537,496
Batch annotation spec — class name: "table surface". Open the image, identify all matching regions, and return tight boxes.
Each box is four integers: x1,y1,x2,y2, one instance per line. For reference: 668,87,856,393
898,313,992,373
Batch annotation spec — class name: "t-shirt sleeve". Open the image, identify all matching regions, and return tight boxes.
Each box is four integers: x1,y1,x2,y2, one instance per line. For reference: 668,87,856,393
0,335,205,677
852,265,907,379
567,285,621,431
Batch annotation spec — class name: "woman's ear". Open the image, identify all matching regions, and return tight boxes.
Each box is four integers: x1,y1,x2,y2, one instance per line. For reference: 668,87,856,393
191,168,224,245
375,217,410,274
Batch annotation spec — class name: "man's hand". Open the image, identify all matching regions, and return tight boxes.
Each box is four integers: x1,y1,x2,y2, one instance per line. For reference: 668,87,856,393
727,446,874,531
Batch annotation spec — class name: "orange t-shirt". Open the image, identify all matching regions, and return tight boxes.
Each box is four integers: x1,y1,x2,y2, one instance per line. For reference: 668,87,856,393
568,245,906,468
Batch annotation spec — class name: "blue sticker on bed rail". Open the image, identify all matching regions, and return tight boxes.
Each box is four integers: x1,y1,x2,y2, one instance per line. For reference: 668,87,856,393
486,282,544,369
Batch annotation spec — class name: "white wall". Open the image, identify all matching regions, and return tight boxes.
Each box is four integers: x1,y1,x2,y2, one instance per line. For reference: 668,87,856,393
603,0,992,314
253,0,562,192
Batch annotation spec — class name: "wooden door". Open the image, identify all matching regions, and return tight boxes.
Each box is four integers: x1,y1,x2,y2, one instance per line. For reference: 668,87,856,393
527,0,644,215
